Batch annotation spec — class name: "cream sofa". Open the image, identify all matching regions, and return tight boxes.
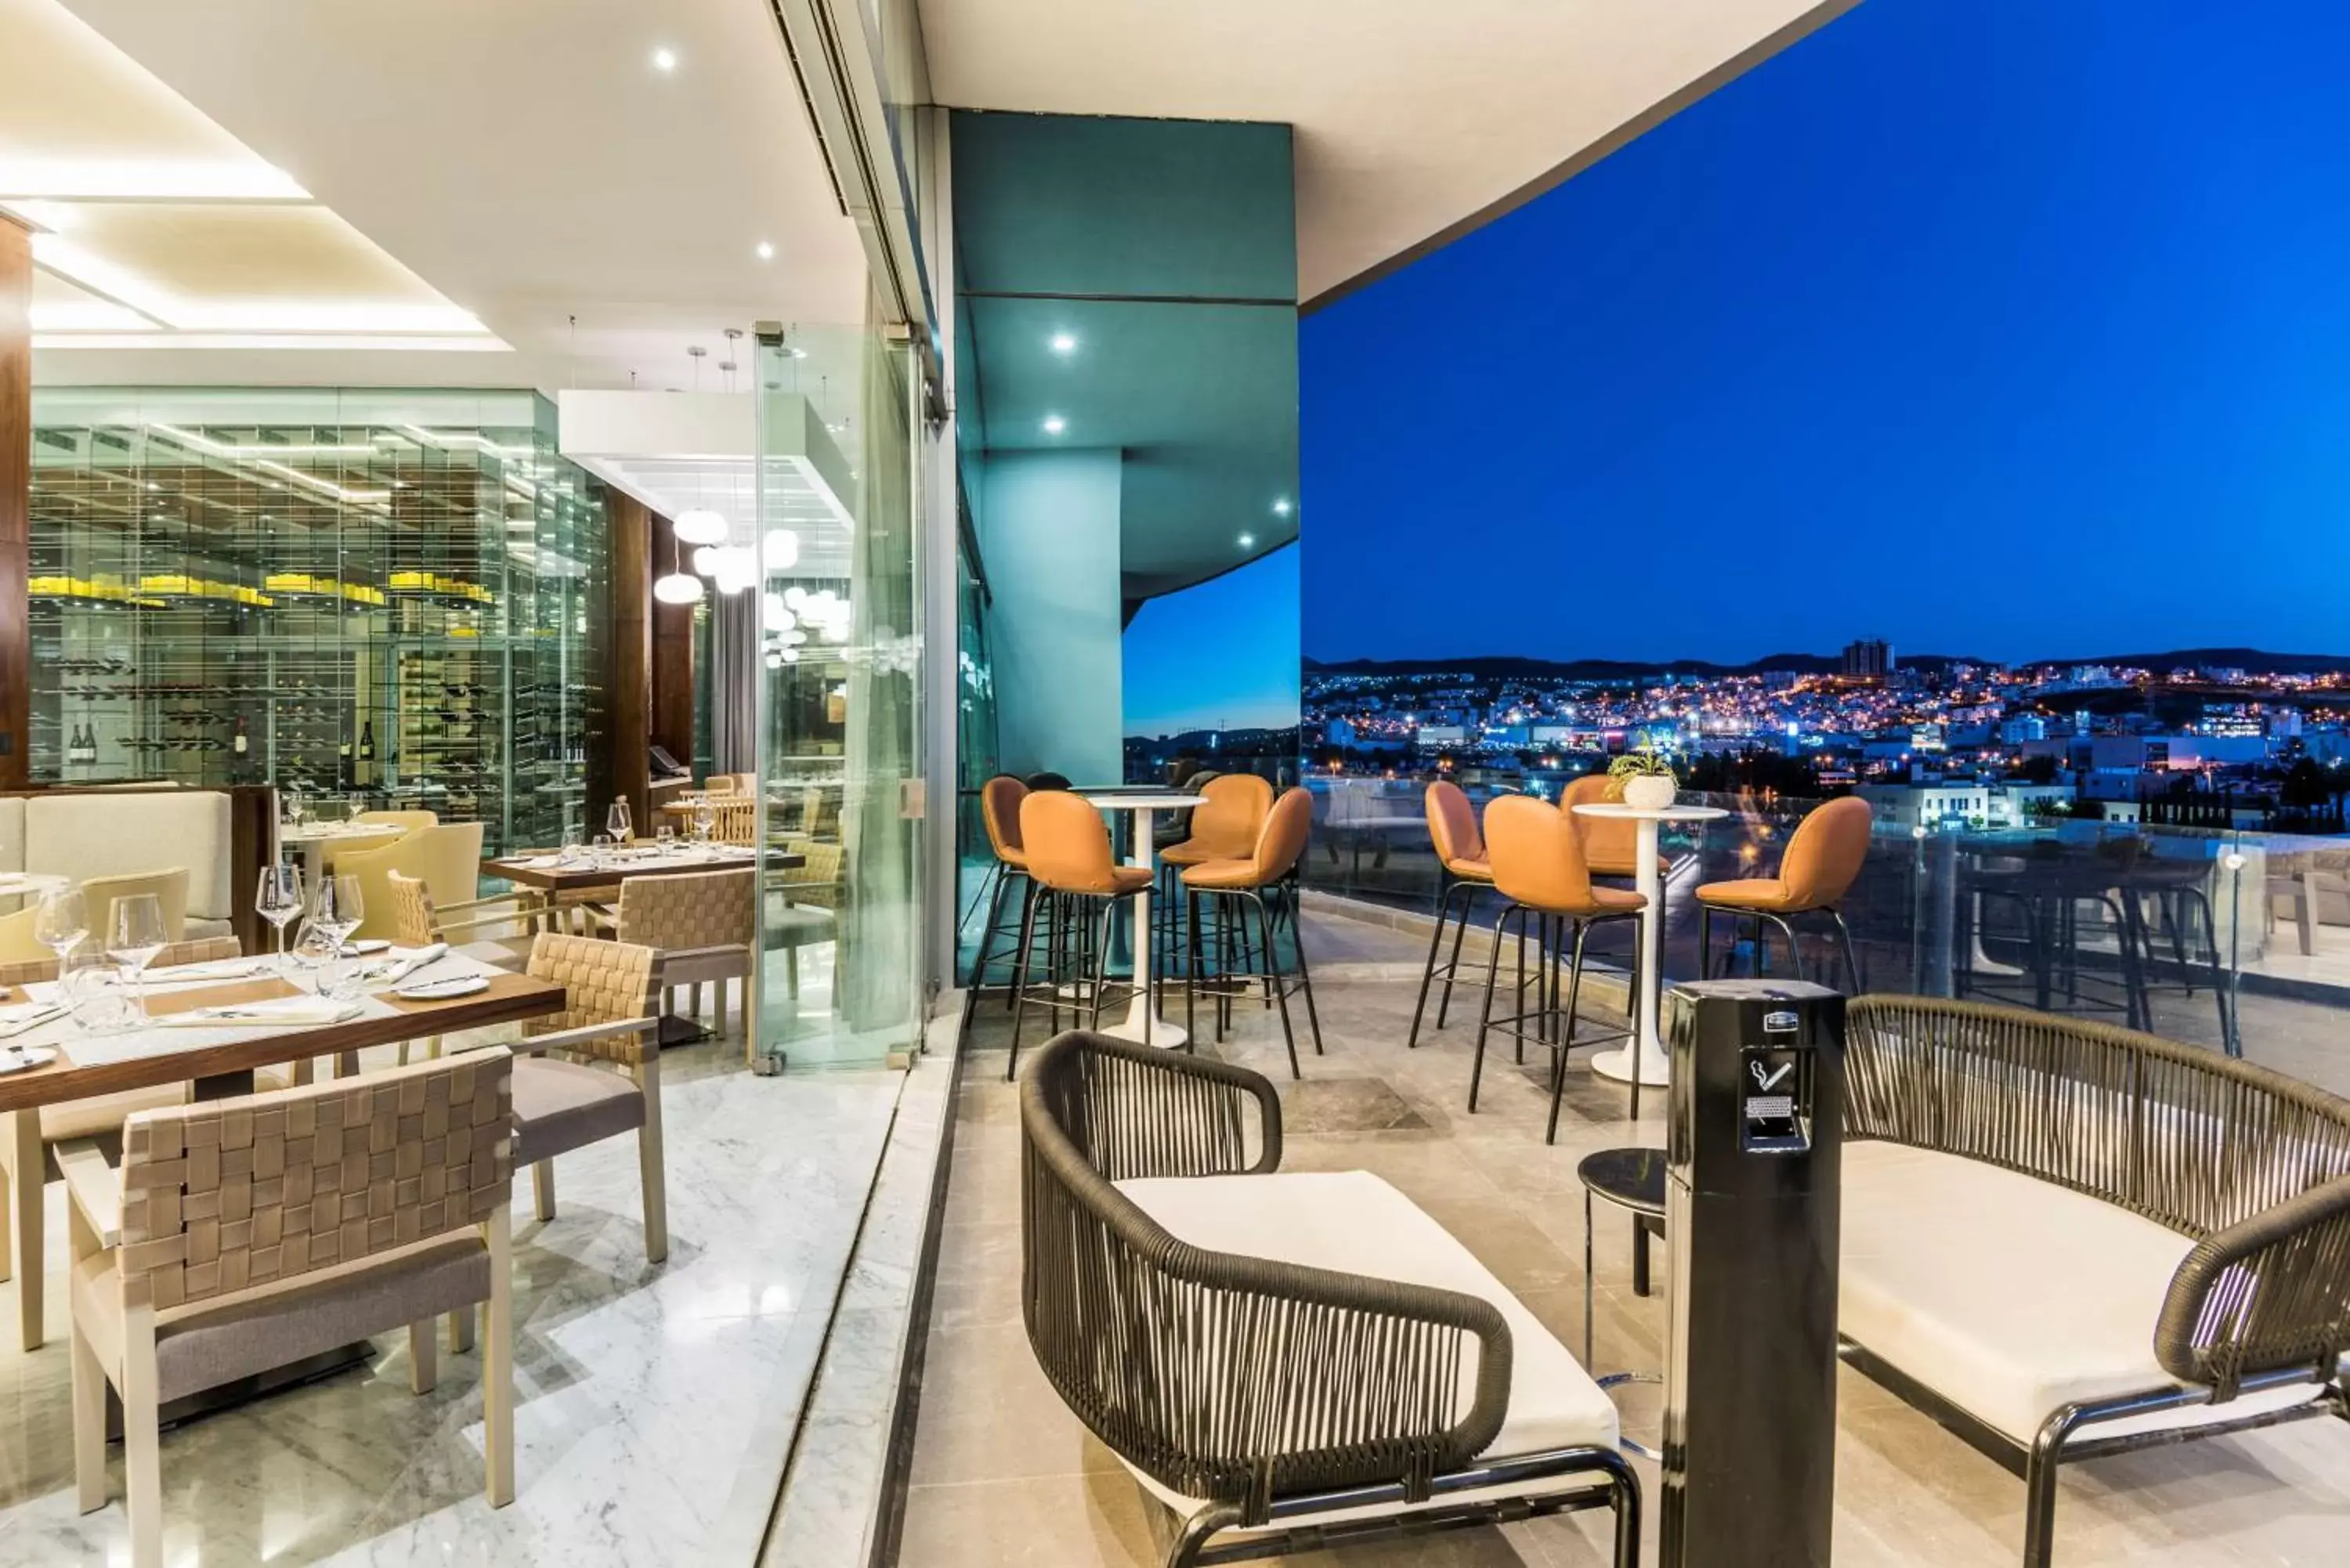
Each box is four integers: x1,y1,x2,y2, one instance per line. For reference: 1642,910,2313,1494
0,792,238,941
1842,996,2350,1568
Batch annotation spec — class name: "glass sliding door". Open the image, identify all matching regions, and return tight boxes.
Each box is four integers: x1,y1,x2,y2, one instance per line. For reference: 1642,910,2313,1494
750,314,925,1070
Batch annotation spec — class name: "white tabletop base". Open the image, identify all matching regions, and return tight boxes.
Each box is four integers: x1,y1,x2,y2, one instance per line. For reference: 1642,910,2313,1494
1589,1041,1672,1088
1098,1006,1188,1050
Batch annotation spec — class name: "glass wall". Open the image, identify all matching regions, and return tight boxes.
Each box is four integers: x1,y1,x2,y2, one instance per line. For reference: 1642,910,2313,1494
750,314,925,1070
27,388,606,851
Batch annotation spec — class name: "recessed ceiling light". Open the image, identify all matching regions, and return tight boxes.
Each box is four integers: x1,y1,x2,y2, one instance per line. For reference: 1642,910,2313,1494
1272,497,1292,517
652,46,678,72
1050,332,1077,355
1041,414,1066,435
1238,533,1256,549
755,241,776,261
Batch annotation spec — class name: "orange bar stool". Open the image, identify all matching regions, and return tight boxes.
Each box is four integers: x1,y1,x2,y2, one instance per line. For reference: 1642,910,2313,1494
1408,781,1499,1049
1695,795,1871,992
1155,772,1274,972
1178,787,1322,1079
1470,795,1647,1143
1008,789,1153,1079
1559,773,1670,883
960,774,1043,1046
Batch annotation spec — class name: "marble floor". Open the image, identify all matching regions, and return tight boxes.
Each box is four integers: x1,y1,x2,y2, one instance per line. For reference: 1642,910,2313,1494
0,1030,904,1568
903,912,2350,1567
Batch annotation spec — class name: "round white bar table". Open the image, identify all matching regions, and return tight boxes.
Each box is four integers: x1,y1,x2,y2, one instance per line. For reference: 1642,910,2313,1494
1076,789,1202,1048
1569,801,1728,1089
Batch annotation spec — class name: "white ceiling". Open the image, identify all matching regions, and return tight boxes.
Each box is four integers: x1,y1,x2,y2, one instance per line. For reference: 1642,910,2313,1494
919,0,1852,305
29,0,869,394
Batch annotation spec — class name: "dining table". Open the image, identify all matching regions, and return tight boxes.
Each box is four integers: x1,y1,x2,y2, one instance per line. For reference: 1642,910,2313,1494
1569,800,1729,1090
277,818,404,880
1075,788,1202,1050
483,841,795,916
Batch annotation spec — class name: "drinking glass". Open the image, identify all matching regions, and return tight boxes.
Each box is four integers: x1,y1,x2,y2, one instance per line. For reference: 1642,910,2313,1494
108,894,168,1016
607,798,634,847
311,873,365,953
692,803,715,844
591,833,612,863
656,824,675,851
257,863,305,958
34,888,89,968
61,949,137,1033
289,920,341,995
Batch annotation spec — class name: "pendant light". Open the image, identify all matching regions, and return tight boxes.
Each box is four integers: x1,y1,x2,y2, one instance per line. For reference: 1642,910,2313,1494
672,344,729,545
653,531,703,605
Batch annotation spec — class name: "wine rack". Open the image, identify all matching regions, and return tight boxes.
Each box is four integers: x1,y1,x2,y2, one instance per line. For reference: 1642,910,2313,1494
26,388,609,852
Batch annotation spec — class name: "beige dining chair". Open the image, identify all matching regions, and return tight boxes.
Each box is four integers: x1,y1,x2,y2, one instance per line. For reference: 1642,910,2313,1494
333,822,486,941
590,868,754,1033
2,937,243,1352
78,869,191,948
0,905,47,966
504,934,667,1263
63,1050,516,1566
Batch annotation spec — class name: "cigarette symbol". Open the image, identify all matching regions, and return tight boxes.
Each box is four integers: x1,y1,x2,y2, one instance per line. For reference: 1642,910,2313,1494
1750,1060,1795,1091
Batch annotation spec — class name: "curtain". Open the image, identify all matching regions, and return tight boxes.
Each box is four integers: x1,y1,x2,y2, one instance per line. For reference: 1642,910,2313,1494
708,587,759,774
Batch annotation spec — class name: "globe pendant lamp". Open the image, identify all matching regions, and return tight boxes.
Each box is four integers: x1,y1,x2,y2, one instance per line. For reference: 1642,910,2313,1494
674,508,728,546
653,535,703,605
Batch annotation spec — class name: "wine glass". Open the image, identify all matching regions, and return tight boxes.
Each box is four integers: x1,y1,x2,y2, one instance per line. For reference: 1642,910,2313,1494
34,888,89,970
258,863,305,961
107,894,168,1016
692,802,715,844
311,873,365,954
606,798,634,848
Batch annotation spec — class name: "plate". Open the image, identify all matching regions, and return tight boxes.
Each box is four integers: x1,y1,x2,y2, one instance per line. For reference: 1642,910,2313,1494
394,973,490,1001
342,939,392,956
0,1046,59,1075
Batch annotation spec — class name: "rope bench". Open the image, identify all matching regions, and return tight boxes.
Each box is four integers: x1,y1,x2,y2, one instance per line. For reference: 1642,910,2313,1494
1019,1030,1639,1567
1842,996,2350,1567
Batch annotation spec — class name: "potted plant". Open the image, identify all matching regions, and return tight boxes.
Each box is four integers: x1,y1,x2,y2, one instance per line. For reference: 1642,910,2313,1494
1608,747,1679,811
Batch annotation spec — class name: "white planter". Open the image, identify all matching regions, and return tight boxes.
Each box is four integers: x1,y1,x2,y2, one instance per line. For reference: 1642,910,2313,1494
1620,775,1677,811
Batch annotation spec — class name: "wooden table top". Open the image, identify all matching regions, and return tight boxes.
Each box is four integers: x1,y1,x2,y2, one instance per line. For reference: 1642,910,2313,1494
0,968,564,1114
482,845,800,893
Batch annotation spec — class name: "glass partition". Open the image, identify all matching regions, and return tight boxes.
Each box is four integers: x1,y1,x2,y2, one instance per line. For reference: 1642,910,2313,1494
26,387,606,851
750,316,925,1070
1299,779,2350,1092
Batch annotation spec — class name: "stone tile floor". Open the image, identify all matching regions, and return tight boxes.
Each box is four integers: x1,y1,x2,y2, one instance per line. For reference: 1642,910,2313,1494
904,912,2350,1567
0,1028,902,1567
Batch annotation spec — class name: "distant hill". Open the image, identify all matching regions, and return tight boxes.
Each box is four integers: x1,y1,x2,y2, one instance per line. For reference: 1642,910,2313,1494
1303,651,1992,681
2014,647,2350,676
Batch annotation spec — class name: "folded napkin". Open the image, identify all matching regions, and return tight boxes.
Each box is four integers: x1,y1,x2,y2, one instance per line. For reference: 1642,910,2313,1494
160,997,364,1028
0,1001,64,1040
362,943,450,988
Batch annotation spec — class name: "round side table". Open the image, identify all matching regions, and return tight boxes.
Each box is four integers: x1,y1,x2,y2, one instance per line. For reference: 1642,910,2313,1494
1579,1146,1667,1460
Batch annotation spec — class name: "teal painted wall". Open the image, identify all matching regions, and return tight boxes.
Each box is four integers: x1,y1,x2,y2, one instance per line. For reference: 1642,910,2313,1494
978,450,1124,785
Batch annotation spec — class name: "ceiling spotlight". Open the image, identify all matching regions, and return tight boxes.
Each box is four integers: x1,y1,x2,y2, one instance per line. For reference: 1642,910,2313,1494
1049,332,1077,355
1238,533,1256,549
755,240,776,261
1272,497,1292,517
651,46,678,72
1041,414,1066,435
673,508,728,545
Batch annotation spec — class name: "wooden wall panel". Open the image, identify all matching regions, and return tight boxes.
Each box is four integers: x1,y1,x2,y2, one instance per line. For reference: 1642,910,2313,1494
602,488,653,826
649,509,696,772
0,219,31,790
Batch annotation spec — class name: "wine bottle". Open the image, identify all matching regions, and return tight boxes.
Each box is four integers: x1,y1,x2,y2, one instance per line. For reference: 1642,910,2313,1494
359,719,376,761
233,714,249,757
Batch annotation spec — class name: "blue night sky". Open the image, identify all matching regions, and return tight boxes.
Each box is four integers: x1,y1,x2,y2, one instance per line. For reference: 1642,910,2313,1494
1125,544,1300,736
1300,0,2350,667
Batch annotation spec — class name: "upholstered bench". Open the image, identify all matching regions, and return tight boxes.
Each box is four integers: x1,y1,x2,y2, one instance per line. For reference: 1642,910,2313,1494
1842,997,2350,1568
1021,1031,1638,1568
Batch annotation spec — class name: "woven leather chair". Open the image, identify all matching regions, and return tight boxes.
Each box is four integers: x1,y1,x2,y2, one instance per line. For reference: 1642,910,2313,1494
385,869,534,971
709,799,758,846
1842,996,2350,1567
1471,796,1645,1140
2,937,244,1352
63,1049,517,1566
1179,787,1321,1079
1021,1031,1640,1568
606,867,754,1032
508,934,667,1263
1008,790,1150,1080
1695,796,1870,992
1408,782,1497,1050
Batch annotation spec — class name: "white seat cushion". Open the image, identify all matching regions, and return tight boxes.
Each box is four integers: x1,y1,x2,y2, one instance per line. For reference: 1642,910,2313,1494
1115,1170,1617,1519
1841,1140,2334,1447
